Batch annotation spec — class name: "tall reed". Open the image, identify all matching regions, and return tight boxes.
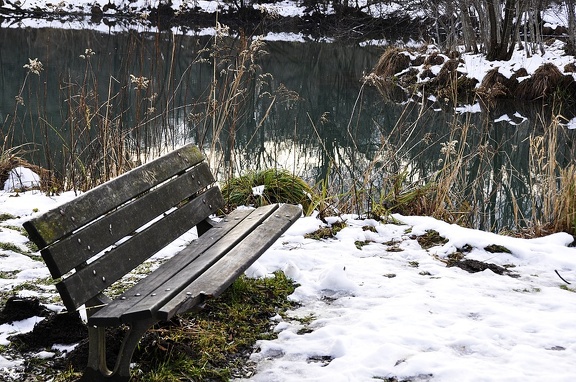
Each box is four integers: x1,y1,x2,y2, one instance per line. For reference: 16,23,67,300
529,116,576,235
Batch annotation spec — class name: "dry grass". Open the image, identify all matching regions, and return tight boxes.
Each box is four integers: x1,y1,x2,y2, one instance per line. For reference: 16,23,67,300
517,63,565,100
529,117,576,235
3,23,276,193
554,165,576,233
476,68,516,101
372,47,411,79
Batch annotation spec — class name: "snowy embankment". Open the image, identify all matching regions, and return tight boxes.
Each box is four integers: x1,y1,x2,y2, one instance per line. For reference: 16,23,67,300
1,182,575,381
238,214,576,381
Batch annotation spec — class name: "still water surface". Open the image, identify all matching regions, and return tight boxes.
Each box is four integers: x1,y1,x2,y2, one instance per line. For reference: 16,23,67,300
1,26,575,231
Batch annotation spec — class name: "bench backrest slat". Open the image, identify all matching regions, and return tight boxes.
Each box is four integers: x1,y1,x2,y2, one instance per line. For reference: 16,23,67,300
56,185,224,312
40,162,215,278
22,144,227,313
23,145,205,248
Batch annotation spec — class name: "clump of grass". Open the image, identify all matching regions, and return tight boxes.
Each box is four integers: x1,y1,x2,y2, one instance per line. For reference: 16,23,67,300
131,271,297,381
0,271,19,279
221,168,314,213
0,214,17,222
372,47,411,80
445,251,466,266
355,240,371,250
416,230,448,249
362,225,377,233
52,366,81,382
0,242,26,254
376,172,438,216
304,221,347,240
366,48,411,102
517,63,568,101
560,284,576,293
476,67,516,102
484,244,512,254
8,279,53,296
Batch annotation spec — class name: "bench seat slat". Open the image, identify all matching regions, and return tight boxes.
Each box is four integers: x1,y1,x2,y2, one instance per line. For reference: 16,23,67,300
157,204,302,321
87,207,256,326
40,163,215,278
56,186,224,312
118,204,280,323
23,144,205,248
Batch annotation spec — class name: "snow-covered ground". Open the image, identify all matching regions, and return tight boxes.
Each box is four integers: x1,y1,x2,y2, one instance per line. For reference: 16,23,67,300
1,176,576,381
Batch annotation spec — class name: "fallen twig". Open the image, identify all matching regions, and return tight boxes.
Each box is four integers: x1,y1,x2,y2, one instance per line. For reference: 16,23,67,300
555,270,571,284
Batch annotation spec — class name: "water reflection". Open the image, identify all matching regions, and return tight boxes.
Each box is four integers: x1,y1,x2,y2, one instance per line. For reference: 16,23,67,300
0,27,574,231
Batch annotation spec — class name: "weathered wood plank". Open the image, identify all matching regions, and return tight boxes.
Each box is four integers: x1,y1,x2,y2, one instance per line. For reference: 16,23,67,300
88,205,280,326
23,144,204,248
157,204,301,321
40,163,215,278
87,208,255,326
118,204,282,323
56,186,224,312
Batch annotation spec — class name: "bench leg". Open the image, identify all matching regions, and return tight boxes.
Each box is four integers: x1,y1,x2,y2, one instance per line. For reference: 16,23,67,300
80,318,155,382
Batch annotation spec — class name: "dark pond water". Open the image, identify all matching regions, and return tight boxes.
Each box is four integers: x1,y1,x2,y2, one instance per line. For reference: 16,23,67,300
1,26,575,231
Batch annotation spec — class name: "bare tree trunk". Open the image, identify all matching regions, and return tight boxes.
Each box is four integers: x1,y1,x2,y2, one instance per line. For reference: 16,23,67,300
486,0,519,61
471,0,490,53
523,0,545,57
485,0,500,59
568,0,576,54
460,1,479,53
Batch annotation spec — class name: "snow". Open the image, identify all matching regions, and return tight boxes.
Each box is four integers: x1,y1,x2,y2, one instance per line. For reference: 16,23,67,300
237,214,576,382
0,317,45,346
1,182,575,381
565,117,576,129
3,167,40,192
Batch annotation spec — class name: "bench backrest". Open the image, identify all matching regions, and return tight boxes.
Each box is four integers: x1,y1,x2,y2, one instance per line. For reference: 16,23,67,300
23,144,224,313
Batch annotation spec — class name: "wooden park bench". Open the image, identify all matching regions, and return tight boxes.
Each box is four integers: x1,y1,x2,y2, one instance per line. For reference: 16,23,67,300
22,144,301,381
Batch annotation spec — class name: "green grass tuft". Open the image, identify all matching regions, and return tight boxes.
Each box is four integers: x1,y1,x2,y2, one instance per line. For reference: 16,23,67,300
0,213,17,222
0,242,26,254
415,230,448,249
132,271,297,381
221,169,314,214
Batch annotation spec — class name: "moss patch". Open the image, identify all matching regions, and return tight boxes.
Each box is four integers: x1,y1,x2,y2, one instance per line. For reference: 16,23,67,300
128,272,297,381
484,244,512,254
305,221,347,240
416,230,448,249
